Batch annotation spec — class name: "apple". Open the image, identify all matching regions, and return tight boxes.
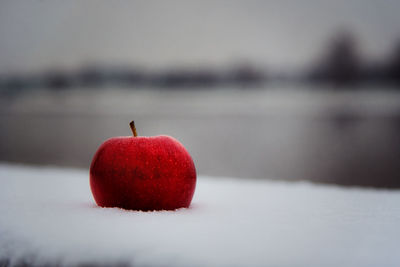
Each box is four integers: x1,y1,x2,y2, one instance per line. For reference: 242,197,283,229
90,121,196,211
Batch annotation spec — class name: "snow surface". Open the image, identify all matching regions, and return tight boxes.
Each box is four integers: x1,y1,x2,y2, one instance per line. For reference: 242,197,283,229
1,164,400,267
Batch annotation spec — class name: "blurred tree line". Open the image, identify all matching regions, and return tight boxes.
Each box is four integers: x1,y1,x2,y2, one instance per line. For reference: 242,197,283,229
1,31,400,92
0,64,266,92
308,31,400,87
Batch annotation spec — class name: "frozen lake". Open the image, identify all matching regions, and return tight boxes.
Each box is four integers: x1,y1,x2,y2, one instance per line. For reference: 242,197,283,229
1,86,400,187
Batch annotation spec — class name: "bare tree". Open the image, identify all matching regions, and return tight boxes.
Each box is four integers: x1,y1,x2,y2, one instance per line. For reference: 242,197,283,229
387,40,400,83
311,31,361,86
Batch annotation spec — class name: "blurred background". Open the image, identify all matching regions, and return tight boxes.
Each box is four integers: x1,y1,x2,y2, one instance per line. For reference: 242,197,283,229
1,0,400,188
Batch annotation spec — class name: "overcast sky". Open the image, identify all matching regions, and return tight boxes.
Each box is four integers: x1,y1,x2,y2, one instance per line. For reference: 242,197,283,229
1,0,400,73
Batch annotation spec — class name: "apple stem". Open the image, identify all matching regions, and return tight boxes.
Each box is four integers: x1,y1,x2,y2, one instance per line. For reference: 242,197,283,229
129,121,138,137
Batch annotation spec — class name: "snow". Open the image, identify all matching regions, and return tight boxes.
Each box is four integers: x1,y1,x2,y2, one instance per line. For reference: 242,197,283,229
1,164,400,267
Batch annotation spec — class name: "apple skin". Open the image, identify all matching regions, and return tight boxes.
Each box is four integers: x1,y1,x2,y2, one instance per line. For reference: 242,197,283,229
90,135,196,211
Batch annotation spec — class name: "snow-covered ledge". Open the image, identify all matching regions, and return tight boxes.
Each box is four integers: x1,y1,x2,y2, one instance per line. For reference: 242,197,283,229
0,164,399,267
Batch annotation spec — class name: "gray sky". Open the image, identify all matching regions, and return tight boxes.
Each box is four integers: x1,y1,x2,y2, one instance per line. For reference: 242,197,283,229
1,0,400,73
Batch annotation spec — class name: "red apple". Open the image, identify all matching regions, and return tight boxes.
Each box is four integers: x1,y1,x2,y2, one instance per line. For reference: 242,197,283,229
90,121,196,211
